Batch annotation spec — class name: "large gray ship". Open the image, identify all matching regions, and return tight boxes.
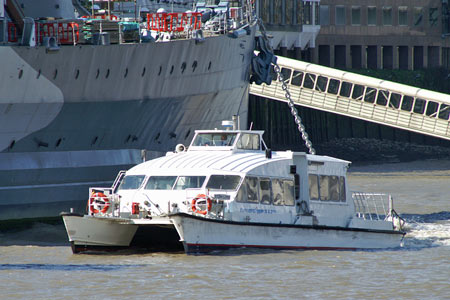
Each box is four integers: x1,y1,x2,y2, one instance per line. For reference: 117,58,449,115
0,0,257,221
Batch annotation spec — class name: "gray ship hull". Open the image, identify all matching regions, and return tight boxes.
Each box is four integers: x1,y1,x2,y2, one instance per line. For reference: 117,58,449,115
0,28,255,221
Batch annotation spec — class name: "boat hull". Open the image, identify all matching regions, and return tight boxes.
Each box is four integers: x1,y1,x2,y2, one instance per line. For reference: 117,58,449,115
61,213,183,253
0,25,256,221
170,213,405,254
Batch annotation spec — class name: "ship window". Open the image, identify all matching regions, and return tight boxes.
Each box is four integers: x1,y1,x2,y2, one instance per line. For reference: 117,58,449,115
401,96,414,111
53,69,58,79
351,84,364,100
237,133,260,150
425,101,439,117
329,175,340,202
245,177,259,203
438,104,450,120
236,183,246,202
283,180,294,206
327,79,340,95
364,87,376,103
192,133,237,146
303,73,316,89
18,69,23,79
339,81,352,98
145,176,177,190
339,176,346,202
259,178,272,204
319,175,330,201
173,176,206,190
105,69,110,79
124,68,128,78
206,175,241,190
315,76,328,92
308,174,319,200
117,175,145,190
75,69,80,79
272,179,284,205
142,67,146,77
291,71,304,86
413,98,426,114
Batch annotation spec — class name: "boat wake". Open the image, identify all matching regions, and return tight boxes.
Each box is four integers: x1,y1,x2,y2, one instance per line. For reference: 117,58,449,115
401,211,450,249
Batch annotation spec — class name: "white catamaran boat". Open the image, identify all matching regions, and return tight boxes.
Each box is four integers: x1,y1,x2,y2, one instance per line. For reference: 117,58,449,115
62,119,405,254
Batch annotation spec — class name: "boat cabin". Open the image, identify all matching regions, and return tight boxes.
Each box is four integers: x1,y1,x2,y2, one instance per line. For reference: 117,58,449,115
106,126,358,228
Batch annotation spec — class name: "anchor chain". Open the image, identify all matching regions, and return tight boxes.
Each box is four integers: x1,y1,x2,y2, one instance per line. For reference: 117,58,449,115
256,19,316,155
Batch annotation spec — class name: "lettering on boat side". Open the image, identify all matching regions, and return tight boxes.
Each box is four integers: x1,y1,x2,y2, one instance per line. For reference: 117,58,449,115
240,208,276,214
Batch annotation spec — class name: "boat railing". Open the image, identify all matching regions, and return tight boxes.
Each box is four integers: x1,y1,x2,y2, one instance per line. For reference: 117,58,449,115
352,192,392,221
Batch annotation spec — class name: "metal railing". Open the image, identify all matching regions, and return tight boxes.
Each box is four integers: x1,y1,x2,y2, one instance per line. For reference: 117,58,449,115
352,192,391,221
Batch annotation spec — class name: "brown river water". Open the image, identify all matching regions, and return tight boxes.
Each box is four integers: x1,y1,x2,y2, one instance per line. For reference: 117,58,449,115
1,159,449,299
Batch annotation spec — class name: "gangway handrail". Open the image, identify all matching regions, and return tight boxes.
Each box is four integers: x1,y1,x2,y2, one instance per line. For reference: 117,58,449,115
250,55,450,141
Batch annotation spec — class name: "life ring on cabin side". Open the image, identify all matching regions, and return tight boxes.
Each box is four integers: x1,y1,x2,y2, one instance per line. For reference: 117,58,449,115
89,192,110,214
191,194,212,215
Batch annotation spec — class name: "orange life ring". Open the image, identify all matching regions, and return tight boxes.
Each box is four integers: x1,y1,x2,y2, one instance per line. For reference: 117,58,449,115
89,192,110,214
191,194,212,215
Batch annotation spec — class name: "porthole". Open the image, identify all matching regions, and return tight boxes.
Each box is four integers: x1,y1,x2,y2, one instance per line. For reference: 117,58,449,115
208,61,211,70
105,69,110,78
181,62,186,73
124,68,128,78
75,69,80,79
55,138,62,147
192,61,197,72
184,129,191,139
18,69,23,79
96,69,100,79
53,69,58,79
8,140,15,150
91,136,98,145
125,134,131,143
154,132,160,141
170,65,174,74
158,66,162,76
36,69,41,79
142,67,146,77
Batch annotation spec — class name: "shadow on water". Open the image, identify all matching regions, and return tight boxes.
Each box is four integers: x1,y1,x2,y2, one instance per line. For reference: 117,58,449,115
0,263,146,271
0,222,68,247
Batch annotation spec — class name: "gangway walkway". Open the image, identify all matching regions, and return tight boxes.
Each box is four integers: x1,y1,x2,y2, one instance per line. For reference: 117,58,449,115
250,55,450,141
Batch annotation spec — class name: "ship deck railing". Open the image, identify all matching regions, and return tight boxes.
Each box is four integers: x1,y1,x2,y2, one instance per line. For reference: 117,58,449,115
352,192,392,221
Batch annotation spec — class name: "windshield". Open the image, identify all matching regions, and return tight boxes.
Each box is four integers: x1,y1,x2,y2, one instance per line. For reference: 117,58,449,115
173,176,206,190
144,176,177,190
192,133,237,147
206,175,241,190
117,175,145,190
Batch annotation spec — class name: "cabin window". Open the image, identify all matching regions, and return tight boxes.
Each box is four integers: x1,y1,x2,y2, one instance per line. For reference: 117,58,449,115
192,133,237,146
351,84,364,100
364,87,377,103
339,176,346,202
315,76,328,92
259,178,272,204
327,79,340,95
438,104,450,120
389,93,401,109
319,175,330,201
425,101,439,117
401,96,414,111
339,81,352,98
173,176,206,190
145,176,177,190
117,175,145,190
237,134,260,150
294,174,300,199
308,174,319,200
280,68,292,83
376,90,390,106
206,175,241,190
245,177,259,203
272,179,284,205
329,175,340,202
303,73,316,89
291,71,304,86
283,180,295,206
413,98,426,114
